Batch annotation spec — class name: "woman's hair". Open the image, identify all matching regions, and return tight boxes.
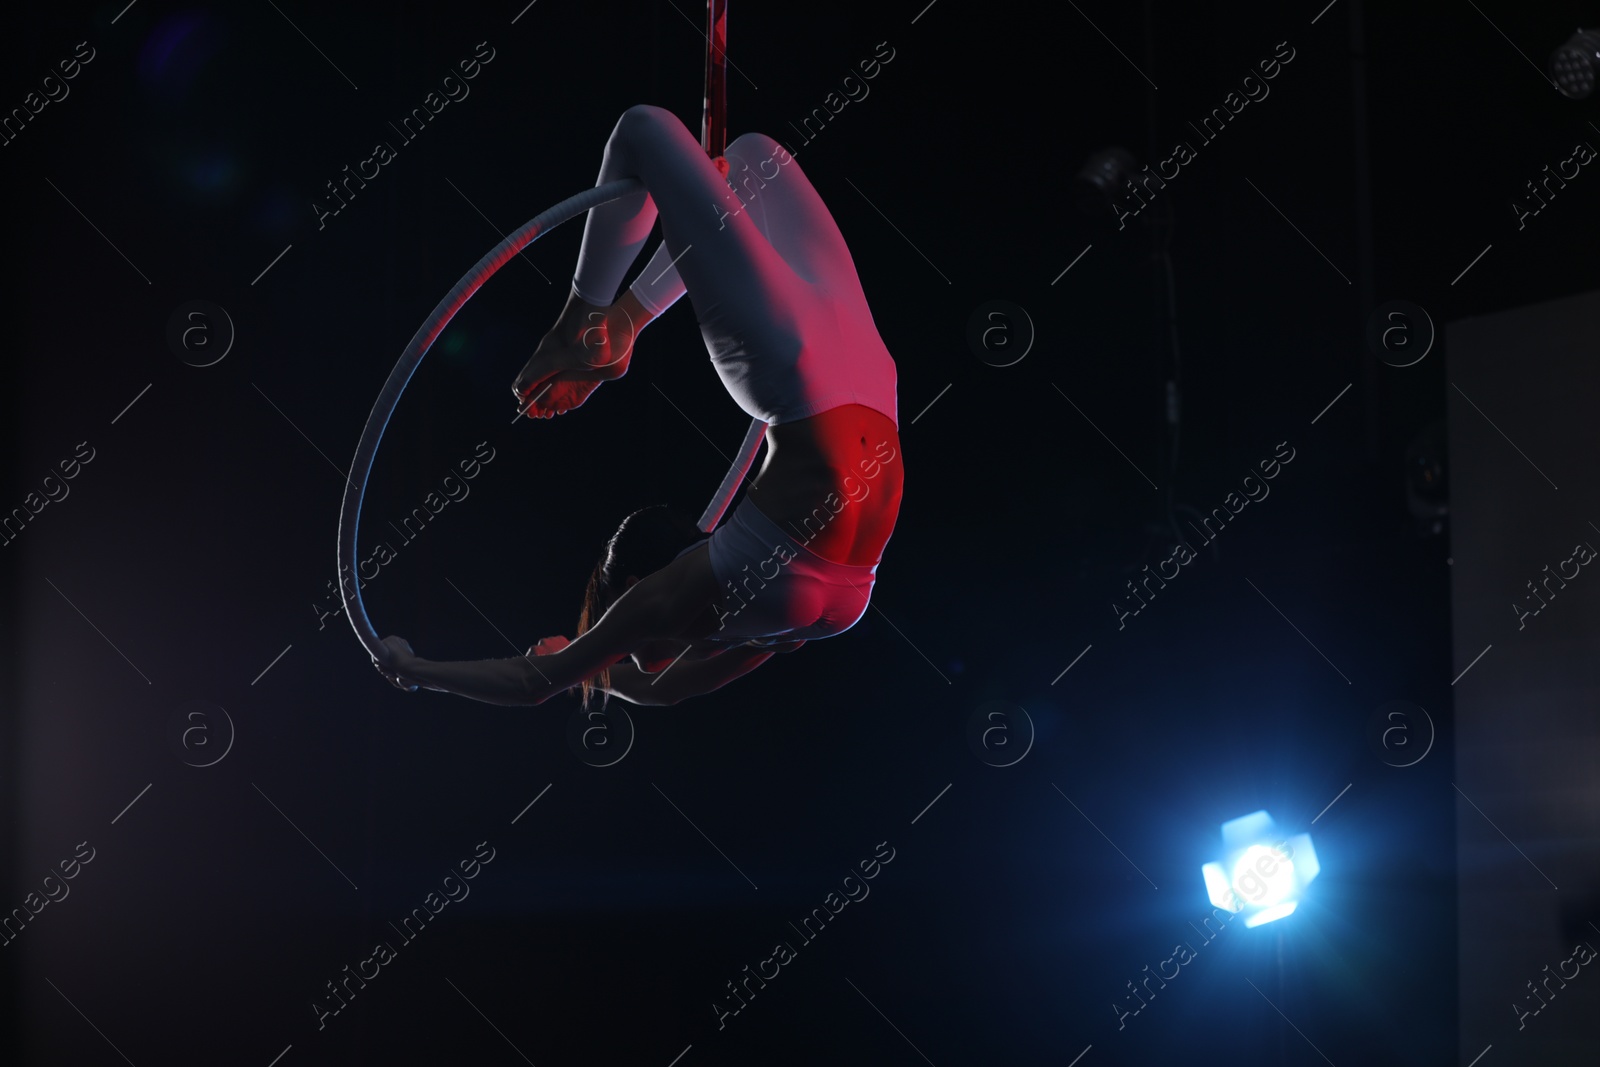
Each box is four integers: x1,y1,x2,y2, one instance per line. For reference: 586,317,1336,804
577,504,706,709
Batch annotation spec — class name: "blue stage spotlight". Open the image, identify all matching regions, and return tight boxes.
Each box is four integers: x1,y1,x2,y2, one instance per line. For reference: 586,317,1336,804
1200,811,1320,928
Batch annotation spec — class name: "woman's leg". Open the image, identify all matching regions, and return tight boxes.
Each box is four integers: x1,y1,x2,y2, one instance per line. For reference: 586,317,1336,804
570,106,803,331
625,131,868,314
517,107,809,417
523,110,889,420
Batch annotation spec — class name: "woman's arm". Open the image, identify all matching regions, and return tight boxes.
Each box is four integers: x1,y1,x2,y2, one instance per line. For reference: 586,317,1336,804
387,650,565,706
603,641,800,706
378,547,722,706
375,635,569,706
526,546,721,701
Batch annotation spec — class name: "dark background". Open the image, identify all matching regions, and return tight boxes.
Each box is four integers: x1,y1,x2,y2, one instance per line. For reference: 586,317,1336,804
2,1,1595,1064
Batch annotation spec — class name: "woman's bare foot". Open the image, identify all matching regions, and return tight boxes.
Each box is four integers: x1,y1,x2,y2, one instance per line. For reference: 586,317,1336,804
512,290,648,419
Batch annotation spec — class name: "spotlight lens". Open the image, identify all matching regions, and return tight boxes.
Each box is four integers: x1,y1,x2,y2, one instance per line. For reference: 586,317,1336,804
1551,29,1600,99
1231,844,1295,907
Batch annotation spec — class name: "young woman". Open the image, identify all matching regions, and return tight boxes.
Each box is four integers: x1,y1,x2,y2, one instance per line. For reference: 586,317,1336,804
374,105,903,706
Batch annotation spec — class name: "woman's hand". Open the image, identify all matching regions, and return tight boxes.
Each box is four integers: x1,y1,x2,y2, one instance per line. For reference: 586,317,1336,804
528,635,571,657
374,635,424,692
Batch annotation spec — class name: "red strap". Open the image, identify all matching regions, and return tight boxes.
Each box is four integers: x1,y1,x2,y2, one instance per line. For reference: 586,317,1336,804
701,0,728,159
